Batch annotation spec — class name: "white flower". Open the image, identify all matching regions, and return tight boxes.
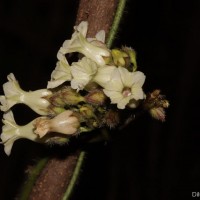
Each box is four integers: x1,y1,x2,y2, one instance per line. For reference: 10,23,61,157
93,65,116,88
58,21,111,65
0,111,38,156
0,73,52,115
34,110,80,138
103,67,146,109
47,53,72,89
70,57,98,91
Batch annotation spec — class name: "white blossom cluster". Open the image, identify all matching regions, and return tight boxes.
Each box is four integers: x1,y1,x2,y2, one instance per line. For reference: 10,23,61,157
0,21,146,155
48,21,146,109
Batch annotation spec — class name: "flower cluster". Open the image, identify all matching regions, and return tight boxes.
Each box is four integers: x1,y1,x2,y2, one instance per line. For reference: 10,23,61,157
0,21,169,156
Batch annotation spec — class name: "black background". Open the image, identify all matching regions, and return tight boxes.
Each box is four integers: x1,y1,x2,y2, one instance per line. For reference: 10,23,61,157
0,0,199,199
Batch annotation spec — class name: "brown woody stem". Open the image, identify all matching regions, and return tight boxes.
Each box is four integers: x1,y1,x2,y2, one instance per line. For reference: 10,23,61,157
25,1,121,200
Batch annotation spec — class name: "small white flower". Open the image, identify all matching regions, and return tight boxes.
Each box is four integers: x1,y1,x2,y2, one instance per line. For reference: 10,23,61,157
47,53,72,89
103,67,146,109
0,111,38,156
0,73,52,115
70,57,98,91
58,21,111,65
34,110,80,138
93,65,116,88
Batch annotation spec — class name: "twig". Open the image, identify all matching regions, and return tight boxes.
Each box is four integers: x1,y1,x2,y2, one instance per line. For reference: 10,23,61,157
23,1,127,200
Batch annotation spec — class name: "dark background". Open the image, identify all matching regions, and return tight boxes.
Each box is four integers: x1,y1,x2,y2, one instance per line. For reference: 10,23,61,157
0,0,199,199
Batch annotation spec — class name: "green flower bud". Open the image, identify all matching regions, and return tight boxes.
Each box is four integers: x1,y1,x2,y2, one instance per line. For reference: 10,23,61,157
122,47,137,71
85,89,107,105
79,105,95,119
48,86,85,107
111,49,129,67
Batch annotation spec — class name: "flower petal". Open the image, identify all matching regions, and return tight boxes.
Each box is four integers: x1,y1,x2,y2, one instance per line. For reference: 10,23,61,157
117,96,132,109
131,71,146,86
58,22,110,65
104,68,123,92
93,65,116,88
70,57,98,91
131,86,145,100
103,89,123,104
1,111,38,156
47,59,72,89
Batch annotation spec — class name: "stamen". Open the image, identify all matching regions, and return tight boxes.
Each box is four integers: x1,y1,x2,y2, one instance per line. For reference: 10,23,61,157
122,87,131,97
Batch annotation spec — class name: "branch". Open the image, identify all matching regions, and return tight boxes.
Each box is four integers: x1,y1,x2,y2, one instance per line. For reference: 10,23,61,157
75,0,118,37
20,0,127,199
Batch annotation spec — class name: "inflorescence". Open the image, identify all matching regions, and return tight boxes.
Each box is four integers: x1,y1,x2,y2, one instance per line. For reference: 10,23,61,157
0,21,169,156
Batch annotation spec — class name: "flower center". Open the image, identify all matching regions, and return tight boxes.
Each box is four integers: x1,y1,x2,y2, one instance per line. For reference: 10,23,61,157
122,87,131,97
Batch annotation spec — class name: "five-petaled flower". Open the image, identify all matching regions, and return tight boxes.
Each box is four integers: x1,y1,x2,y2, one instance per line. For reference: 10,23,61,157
47,53,72,89
58,21,111,65
103,67,146,109
0,73,52,115
0,111,39,156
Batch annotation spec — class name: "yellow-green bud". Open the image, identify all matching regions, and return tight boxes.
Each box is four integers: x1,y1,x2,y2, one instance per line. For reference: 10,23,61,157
79,105,95,119
48,86,85,107
111,49,129,67
122,47,137,71
85,89,106,105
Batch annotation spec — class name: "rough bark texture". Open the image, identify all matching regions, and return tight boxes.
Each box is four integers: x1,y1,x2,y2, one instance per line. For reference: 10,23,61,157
29,152,79,200
28,0,119,200
76,0,118,37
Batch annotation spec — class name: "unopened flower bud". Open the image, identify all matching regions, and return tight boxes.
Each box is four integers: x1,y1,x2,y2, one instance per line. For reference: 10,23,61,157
122,47,137,71
48,106,66,115
144,89,169,110
143,90,169,121
85,89,107,105
44,136,69,146
104,109,120,128
34,110,80,138
48,86,85,107
79,105,95,119
149,107,166,122
111,49,129,67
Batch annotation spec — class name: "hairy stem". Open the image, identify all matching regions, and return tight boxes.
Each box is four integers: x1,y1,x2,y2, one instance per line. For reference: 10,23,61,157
18,157,49,200
106,0,127,48
61,151,86,200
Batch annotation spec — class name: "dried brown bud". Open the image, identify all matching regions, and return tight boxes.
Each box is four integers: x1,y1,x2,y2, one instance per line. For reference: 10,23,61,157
149,107,166,122
143,89,169,121
104,109,120,128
